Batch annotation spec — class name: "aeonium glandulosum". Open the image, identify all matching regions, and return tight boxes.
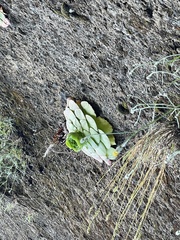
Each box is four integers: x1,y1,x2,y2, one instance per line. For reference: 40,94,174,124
64,98,119,165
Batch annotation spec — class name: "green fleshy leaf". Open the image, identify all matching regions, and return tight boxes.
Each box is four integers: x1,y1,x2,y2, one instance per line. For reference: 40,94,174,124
68,99,79,111
88,138,98,150
74,108,86,120
73,118,82,131
80,119,89,132
82,129,90,137
82,143,96,155
66,132,85,152
95,142,107,158
80,101,96,117
86,115,97,130
95,116,113,133
89,127,100,144
99,130,111,149
0,12,5,21
66,120,77,132
64,108,76,122
82,143,104,163
95,117,116,145
108,135,116,145
82,145,103,163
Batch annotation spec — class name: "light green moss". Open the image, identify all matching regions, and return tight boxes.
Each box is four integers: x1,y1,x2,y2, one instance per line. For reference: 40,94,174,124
0,116,25,192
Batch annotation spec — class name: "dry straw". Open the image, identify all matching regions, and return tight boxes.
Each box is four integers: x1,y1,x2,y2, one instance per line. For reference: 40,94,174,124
87,123,179,239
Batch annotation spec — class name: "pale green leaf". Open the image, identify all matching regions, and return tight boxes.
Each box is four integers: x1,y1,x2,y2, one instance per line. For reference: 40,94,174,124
88,138,98,150
82,146,104,163
82,143,96,155
89,127,100,144
86,115,97,130
0,12,5,22
89,153,103,163
99,130,111,149
95,142,107,158
82,129,90,137
64,108,76,122
80,101,96,117
80,119,89,131
68,99,79,111
75,108,86,120
66,120,77,132
73,118,82,131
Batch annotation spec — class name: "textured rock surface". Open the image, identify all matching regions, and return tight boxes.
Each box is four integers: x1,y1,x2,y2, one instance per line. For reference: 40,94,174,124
0,0,179,239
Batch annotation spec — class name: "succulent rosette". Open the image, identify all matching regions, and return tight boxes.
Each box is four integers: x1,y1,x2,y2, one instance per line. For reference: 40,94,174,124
64,98,119,165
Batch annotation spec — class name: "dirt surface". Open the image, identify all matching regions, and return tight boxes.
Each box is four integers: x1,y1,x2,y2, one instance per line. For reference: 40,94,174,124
0,0,180,239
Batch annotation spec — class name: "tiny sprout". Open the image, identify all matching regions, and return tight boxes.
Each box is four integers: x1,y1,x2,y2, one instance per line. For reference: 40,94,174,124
66,132,86,152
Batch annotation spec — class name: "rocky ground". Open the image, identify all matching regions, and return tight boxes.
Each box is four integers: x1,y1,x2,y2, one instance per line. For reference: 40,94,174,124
0,0,179,239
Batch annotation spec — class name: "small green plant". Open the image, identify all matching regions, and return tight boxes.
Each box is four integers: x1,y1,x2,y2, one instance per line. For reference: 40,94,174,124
0,116,25,194
63,98,119,165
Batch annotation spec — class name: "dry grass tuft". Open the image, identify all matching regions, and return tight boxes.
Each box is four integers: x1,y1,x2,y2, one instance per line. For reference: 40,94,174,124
87,123,179,239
